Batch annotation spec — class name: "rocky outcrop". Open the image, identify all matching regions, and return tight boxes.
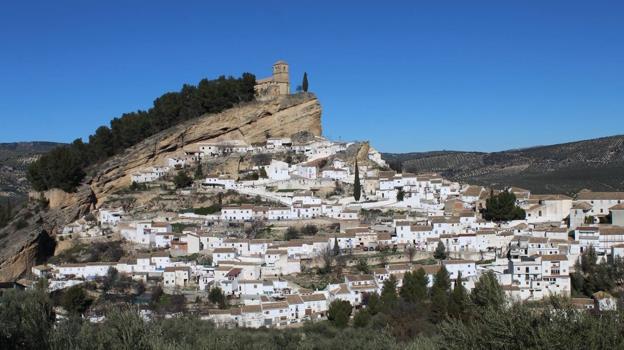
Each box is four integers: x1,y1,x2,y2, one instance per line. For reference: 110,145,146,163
0,93,322,281
0,184,96,281
90,93,322,205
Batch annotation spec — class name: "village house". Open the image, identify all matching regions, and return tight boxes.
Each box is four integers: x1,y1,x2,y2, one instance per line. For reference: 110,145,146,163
265,160,290,180
576,191,624,218
163,266,191,288
522,194,573,224
221,205,254,221
98,208,124,226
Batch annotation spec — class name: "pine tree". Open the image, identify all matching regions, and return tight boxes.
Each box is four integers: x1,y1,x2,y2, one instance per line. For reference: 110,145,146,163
413,267,429,302
365,292,381,315
380,274,399,310
302,72,309,92
448,272,469,319
353,158,361,201
400,270,428,304
430,266,451,322
400,271,416,302
328,300,352,328
471,270,505,311
571,260,585,296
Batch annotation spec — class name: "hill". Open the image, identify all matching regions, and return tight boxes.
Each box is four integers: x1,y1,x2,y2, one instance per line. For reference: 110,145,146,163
0,142,64,200
0,93,322,281
383,135,624,194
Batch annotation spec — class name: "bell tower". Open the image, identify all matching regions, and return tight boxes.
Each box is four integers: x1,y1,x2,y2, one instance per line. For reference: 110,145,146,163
272,60,290,94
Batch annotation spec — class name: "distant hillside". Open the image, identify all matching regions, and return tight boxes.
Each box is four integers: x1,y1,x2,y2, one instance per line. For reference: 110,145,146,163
0,142,64,199
383,135,624,194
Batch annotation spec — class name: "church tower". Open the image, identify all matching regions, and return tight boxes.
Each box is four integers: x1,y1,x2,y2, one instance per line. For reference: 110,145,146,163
272,60,290,94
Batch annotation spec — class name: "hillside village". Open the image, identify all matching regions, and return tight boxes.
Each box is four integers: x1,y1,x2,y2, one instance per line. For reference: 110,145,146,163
17,61,624,329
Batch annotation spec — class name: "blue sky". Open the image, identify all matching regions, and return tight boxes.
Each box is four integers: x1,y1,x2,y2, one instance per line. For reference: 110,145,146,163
0,1,623,152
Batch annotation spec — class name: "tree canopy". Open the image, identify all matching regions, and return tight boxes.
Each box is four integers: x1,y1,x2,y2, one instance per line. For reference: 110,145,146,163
471,270,505,311
482,189,526,222
28,74,256,192
434,241,447,260
400,268,429,304
328,300,352,328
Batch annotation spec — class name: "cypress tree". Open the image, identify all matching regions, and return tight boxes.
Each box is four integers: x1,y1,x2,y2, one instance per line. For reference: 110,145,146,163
353,158,361,201
333,237,340,256
194,164,204,179
434,241,447,260
302,72,309,92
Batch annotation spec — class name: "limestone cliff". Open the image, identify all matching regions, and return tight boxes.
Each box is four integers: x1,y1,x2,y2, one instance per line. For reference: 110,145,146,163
91,93,321,205
0,93,322,281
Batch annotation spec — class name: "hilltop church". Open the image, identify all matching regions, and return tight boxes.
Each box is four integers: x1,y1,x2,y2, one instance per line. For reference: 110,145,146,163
254,60,290,100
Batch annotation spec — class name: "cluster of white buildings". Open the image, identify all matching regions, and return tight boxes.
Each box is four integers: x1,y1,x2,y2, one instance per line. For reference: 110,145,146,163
131,166,171,184
51,127,624,328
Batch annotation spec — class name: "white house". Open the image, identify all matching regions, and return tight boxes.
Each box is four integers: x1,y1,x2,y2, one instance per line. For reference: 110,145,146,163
265,160,290,180
163,266,191,288
221,205,254,221
98,208,124,226
322,168,348,181
443,260,477,279
295,165,318,179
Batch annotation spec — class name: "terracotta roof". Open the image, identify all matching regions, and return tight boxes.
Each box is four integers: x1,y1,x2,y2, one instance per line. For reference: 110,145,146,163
531,194,572,201
346,274,374,282
286,295,304,305
572,202,593,210
411,225,433,231
412,264,441,274
242,305,262,313
576,226,599,231
577,192,624,201
600,227,624,236
443,259,475,265
213,248,237,253
262,301,289,310
266,249,287,255
225,268,242,277
302,293,327,301
462,185,484,197
540,254,567,261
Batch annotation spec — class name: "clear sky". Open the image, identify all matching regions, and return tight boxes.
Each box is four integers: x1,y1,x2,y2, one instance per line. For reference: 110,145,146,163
1,1,623,152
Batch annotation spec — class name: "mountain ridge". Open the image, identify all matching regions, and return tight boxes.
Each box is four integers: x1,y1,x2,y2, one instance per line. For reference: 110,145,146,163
382,134,624,194
0,141,65,200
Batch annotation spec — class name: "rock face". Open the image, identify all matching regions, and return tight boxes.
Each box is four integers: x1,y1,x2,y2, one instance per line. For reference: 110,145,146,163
0,184,96,281
91,93,321,205
0,93,322,281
